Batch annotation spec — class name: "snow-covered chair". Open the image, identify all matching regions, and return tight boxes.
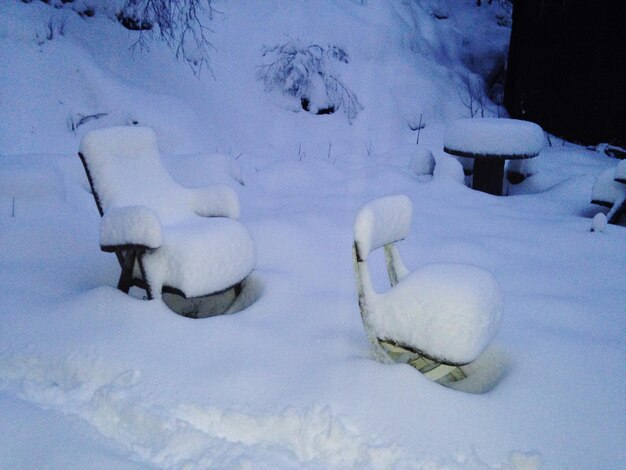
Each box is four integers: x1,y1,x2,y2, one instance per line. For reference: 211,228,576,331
352,195,503,385
591,162,626,224
78,126,255,313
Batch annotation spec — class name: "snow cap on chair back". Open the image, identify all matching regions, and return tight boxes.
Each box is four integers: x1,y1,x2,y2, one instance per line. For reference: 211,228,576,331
80,126,159,161
79,126,188,223
354,195,412,259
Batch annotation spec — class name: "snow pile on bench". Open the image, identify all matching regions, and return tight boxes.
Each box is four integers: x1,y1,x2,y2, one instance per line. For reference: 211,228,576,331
444,118,545,157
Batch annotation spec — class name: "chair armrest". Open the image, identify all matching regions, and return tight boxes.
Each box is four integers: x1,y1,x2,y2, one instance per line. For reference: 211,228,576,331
100,206,163,251
190,185,240,219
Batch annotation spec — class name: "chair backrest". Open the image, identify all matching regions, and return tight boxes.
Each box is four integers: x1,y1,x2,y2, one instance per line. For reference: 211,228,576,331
354,195,412,260
79,126,189,224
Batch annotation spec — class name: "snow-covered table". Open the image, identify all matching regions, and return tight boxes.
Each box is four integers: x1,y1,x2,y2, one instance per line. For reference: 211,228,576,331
444,118,544,195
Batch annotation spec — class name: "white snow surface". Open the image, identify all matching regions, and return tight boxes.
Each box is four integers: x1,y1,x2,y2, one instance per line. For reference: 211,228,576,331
371,263,503,365
444,118,545,157
1,1,625,469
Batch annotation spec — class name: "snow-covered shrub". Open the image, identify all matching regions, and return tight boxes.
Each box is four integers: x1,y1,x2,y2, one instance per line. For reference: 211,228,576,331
257,40,363,123
409,147,436,176
433,156,465,184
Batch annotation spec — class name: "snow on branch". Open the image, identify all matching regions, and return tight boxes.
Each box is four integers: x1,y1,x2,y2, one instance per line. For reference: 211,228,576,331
257,39,363,123
118,0,217,76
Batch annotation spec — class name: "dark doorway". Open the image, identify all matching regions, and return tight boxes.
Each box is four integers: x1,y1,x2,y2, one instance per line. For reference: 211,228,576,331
504,0,625,147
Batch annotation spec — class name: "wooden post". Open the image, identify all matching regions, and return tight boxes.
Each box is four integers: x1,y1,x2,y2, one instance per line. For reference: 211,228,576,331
472,158,505,196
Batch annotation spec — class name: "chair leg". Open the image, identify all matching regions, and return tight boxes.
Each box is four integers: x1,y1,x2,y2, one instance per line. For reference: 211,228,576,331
117,249,137,294
608,197,626,224
136,253,153,300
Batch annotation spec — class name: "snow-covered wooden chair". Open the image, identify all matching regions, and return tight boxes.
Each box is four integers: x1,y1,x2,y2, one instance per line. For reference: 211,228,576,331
78,126,255,315
353,195,503,385
591,161,626,224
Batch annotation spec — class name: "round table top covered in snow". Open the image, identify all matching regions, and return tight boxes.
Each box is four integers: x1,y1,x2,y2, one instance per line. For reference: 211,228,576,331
443,118,544,160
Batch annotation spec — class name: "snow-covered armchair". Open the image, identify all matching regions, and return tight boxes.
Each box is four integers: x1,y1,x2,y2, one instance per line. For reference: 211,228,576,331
591,161,626,224
352,195,503,385
78,126,255,312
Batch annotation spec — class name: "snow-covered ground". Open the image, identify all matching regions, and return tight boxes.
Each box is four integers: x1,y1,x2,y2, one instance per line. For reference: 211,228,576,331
1,1,624,468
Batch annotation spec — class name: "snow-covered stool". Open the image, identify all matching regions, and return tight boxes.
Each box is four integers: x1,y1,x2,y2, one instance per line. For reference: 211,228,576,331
444,118,544,195
352,195,503,386
591,161,626,224
78,126,256,316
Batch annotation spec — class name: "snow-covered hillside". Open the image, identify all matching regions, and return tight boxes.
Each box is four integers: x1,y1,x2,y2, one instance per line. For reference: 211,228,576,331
1,1,624,468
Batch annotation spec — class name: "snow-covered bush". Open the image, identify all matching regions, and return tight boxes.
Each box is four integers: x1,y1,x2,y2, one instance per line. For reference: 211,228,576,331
257,40,363,123
409,147,436,176
433,156,466,184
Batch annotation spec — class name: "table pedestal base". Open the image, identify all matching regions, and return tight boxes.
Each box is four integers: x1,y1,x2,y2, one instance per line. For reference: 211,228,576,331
473,159,504,196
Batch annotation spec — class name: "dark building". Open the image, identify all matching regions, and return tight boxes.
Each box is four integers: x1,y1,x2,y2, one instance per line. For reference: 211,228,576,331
504,0,625,147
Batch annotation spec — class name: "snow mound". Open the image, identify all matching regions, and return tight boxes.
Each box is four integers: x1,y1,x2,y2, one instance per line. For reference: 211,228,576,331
434,156,466,184
409,146,436,176
0,352,538,469
0,355,408,469
444,118,545,157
